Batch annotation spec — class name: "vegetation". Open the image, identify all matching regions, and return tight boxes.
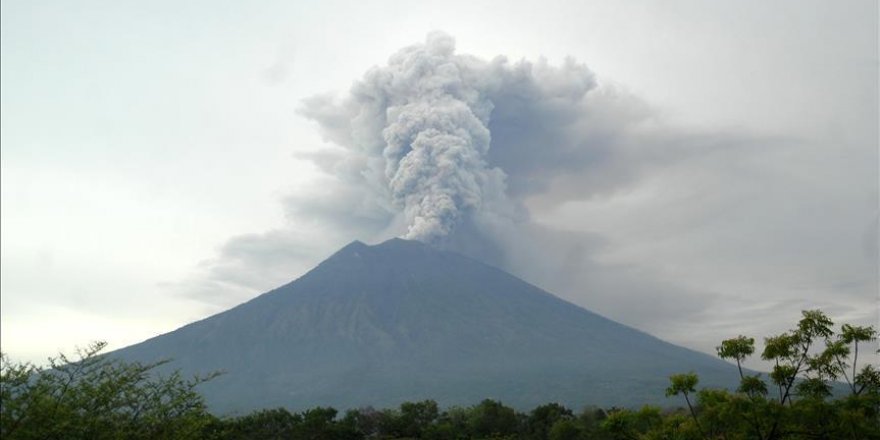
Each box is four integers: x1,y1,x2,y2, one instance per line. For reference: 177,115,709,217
663,309,880,440
0,341,218,439
2,310,877,439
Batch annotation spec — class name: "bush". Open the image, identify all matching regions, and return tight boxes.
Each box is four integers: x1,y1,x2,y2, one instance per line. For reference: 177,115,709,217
0,341,217,440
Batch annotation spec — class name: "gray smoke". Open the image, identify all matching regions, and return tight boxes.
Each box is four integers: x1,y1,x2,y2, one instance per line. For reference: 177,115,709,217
202,31,728,314
285,32,772,336
301,31,596,243
180,30,877,370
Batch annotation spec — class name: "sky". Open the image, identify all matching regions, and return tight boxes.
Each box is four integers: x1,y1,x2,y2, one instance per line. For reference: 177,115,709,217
1,0,877,370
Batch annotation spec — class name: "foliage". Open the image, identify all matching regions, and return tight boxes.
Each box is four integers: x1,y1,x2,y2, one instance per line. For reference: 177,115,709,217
525,403,573,440
0,341,218,440
666,309,879,440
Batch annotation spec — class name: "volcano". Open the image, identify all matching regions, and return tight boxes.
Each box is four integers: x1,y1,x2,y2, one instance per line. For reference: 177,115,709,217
112,238,739,414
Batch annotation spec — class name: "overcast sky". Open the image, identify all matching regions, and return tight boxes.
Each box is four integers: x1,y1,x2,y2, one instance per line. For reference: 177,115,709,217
2,0,877,369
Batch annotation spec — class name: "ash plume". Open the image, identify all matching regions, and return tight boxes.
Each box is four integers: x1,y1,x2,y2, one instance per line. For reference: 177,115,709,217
206,30,705,317
181,29,877,370
300,31,596,243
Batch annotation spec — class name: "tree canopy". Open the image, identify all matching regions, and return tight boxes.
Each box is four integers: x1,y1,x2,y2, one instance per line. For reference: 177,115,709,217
0,341,218,439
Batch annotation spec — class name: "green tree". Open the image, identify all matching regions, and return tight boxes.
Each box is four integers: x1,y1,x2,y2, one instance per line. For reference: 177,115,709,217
205,408,299,439
1,341,218,440
665,373,704,438
341,406,382,438
600,406,664,440
298,407,359,440
833,324,878,396
762,310,834,405
468,399,520,438
399,400,440,437
547,419,584,440
426,405,471,440
667,310,880,440
524,403,573,440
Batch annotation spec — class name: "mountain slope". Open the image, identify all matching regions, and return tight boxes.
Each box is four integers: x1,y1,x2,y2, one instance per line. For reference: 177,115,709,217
112,238,740,414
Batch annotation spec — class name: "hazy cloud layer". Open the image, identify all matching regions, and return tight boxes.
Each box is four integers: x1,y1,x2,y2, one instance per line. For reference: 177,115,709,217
185,33,877,361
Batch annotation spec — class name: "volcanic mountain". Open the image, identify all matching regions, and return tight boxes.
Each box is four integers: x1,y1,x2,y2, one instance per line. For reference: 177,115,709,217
113,238,739,414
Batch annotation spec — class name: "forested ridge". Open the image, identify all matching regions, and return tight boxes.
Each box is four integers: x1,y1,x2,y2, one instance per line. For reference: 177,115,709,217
2,310,877,439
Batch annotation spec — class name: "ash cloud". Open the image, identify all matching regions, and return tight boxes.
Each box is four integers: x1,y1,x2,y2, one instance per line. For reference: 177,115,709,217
292,33,717,277
181,32,877,363
242,32,726,322
190,31,743,309
303,33,503,242
300,32,610,244
298,32,724,251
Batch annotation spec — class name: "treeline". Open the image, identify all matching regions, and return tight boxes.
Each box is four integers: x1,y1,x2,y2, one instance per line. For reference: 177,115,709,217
203,400,608,440
2,310,878,439
201,389,880,439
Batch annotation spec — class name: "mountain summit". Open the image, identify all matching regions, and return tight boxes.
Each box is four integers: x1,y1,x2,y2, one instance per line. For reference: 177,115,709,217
113,238,738,414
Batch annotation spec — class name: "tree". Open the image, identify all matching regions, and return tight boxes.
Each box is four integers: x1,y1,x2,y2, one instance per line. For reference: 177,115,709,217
547,419,584,440
833,323,879,396
204,408,300,439
667,310,880,440
341,406,382,438
468,399,520,438
525,403,573,440
665,373,704,438
0,341,218,440
600,406,665,440
400,400,440,437
761,310,835,406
